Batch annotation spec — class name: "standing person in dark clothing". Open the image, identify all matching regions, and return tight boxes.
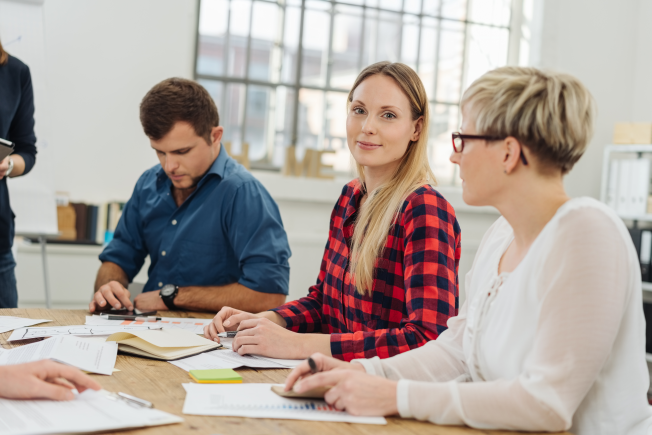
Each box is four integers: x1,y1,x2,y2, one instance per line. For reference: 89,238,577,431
0,40,38,308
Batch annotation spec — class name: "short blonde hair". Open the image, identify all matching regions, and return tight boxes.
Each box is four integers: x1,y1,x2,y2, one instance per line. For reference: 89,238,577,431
461,67,595,174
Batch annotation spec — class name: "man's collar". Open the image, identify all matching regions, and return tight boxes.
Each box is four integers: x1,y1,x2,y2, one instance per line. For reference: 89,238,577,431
156,143,228,182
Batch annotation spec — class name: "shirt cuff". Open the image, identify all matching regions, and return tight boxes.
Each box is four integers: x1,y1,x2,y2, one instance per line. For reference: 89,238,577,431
397,379,413,418
351,356,384,376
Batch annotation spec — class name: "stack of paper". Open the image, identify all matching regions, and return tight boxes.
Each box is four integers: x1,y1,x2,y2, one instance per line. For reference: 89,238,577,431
182,383,386,424
0,336,117,375
0,389,182,434
0,316,50,333
86,315,211,334
8,324,164,341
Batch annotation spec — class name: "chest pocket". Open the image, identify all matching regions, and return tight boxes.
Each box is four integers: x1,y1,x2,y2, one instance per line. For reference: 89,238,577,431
178,240,227,285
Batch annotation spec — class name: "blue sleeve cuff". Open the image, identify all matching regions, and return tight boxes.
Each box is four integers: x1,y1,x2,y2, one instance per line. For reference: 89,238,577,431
238,262,289,295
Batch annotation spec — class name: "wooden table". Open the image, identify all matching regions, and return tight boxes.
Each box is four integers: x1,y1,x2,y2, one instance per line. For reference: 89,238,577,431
0,309,571,435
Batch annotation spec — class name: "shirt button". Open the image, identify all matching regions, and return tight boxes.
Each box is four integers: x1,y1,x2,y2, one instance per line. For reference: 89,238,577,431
162,251,166,256
172,220,177,225
158,282,163,287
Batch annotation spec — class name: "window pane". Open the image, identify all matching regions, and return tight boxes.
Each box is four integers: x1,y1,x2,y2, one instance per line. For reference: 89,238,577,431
362,10,402,65
429,103,459,184
243,85,271,161
436,20,465,103
222,83,247,148
301,9,331,87
419,17,438,97
441,0,467,20
330,6,363,90
404,0,422,14
401,15,420,70
379,0,402,11
272,86,295,166
227,0,252,78
422,0,441,15
281,6,301,83
197,79,224,117
468,0,511,26
464,25,509,89
249,1,279,81
197,0,228,76
325,91,351,173
297,89,324,149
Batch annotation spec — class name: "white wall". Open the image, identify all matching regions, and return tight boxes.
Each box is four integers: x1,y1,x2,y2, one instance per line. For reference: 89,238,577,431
43,0,198,203
532,0,652,199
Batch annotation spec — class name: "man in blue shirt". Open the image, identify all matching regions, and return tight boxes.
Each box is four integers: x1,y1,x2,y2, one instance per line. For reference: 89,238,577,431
89,78,291,313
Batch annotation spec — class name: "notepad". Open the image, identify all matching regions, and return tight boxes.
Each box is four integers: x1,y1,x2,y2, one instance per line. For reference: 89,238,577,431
189,368,242,383
106,328,221,360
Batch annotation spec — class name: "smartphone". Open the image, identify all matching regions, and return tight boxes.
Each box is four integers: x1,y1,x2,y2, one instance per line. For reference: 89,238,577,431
0,138,14,161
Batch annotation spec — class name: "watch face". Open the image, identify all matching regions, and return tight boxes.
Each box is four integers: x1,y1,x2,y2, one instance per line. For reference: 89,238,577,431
161,284,176,297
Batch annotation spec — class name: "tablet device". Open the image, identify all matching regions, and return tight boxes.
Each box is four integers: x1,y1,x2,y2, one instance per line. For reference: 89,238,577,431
0,138,14,161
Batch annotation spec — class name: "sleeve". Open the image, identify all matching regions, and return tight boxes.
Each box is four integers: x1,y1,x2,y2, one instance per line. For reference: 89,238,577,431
8,63,37,174
98,175,149,281
225,180,291,295
330,191,461,361
270,208,335,332
366,208,632,432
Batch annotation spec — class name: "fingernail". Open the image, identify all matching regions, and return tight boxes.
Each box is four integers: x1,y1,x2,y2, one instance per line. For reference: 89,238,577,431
224,320,230,326
100,301,105,306
114,304,120,309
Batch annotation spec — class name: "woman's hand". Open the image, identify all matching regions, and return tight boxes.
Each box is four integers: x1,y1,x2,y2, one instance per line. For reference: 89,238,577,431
284,352,357,391
292,367,399,416
204,306,258,342
0,360,101,400
231,317,324,359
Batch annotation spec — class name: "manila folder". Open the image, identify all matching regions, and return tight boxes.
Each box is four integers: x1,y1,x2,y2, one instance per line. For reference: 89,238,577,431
107,328,220,360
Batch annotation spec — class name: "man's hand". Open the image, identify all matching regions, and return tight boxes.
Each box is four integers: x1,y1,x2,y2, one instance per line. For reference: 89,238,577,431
133,290,167,312
0,157,9,180
291,366,398,416
284,352,359,392
0,360,101,400
89,280,132,313
204,306,259,342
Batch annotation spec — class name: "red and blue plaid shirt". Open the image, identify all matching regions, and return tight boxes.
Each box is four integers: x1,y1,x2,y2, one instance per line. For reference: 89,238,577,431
272,179,461,361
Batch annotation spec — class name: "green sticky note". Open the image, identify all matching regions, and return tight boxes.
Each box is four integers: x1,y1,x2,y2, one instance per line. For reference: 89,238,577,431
189,368,242,383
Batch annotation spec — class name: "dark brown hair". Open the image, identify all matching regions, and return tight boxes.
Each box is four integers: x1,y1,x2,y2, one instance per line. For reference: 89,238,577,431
139,78,219,144
0,39,8,66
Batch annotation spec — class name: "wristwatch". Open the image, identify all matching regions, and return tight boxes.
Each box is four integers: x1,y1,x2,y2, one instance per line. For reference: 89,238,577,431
6,156,13,177
159,284,179,310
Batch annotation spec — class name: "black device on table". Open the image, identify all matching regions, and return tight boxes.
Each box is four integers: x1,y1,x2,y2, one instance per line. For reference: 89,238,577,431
0,138,15,161
93,307,157,316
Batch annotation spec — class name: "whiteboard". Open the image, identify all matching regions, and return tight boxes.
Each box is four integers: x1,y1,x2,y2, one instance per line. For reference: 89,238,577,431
0,0,58,236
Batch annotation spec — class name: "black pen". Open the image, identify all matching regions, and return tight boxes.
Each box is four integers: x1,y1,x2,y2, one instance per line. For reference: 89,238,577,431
105,315,162,321
308,356,318,374
216,331,238,338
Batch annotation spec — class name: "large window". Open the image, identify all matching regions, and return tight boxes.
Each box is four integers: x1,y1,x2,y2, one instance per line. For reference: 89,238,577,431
196,0,516,184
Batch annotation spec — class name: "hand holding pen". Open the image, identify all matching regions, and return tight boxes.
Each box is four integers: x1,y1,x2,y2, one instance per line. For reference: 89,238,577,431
283,353,360,392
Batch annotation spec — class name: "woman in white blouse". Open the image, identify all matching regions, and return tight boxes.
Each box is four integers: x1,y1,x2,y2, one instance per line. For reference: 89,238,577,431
284,67,652,435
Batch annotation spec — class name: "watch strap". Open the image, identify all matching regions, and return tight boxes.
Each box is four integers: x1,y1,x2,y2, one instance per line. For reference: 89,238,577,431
160,285,178,310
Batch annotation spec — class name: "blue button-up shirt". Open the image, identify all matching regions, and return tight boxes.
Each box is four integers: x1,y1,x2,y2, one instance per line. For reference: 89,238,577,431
99,146,291,295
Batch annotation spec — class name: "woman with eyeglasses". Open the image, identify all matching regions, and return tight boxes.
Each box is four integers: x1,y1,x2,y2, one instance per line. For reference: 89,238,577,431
204,61,461,362
283,67,652,435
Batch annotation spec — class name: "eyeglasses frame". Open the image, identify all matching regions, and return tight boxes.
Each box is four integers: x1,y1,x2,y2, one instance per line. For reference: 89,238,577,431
451,132,528,166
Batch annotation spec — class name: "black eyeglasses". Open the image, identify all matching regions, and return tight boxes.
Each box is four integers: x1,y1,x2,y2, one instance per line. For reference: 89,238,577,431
451,132,528,165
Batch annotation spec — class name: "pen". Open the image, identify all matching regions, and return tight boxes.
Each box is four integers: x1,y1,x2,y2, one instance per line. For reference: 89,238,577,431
117,392,154,408
217,331,238,338
308,356,318,374
105,315,162,321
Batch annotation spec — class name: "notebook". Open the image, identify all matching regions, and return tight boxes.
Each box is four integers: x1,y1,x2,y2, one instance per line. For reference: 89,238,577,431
189,368,242,383
106,328,220,360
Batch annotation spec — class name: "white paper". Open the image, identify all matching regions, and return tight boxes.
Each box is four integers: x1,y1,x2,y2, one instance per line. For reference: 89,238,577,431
170,348,291,372
0,316,51,333
86,315,211,334
213,338,303,368
8,324,164,341
0,389,183,435
182,383,386,425
0,336,117,375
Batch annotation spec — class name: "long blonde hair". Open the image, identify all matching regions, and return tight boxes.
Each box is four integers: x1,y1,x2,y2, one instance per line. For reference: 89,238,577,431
349,61,435,295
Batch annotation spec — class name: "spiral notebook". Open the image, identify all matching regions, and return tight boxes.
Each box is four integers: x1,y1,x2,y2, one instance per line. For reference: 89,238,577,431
182,383,386,425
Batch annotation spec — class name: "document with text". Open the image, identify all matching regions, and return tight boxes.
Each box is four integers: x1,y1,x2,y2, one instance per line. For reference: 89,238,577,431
8,324,163,341
0,336,117,375
0,389,182,435
0,316,50,333
170,348,303,372
86,315,211,334
182,383,386,424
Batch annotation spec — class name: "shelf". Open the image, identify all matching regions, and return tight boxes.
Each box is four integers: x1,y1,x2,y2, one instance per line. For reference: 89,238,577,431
618,214,652,222
646,353,652,363
643,282,652,292
605,144,652,153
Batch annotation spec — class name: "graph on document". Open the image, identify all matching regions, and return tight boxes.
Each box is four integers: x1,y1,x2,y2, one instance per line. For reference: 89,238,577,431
86,316,211,334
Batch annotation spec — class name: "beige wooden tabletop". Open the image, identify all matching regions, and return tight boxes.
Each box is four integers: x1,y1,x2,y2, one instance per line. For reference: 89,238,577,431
0,309,571,435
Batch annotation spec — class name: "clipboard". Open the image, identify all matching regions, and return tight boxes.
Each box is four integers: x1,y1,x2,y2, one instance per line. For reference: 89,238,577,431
0,138,14,161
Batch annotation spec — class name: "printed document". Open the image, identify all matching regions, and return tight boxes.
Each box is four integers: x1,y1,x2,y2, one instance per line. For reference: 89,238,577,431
170,348,288,371
0,389,182,435
182,383,386,424
0,316,50,333
8,324,163,341
86,315,211,334
0,336,117,375
213,338,303,368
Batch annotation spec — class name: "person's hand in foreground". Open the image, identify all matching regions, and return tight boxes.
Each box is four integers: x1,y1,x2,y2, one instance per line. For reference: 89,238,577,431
284,353,398,416
0,360,101,400
204,306,259,342
89,280,132,313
